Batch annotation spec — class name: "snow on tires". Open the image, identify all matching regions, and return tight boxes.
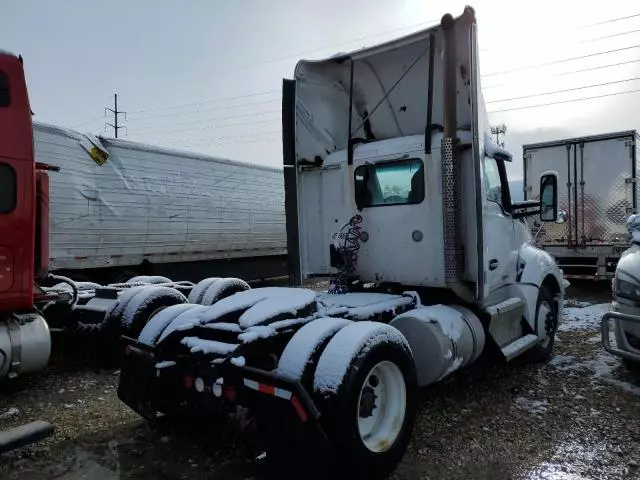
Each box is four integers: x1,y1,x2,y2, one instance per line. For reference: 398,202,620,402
120,287,187,327
187,277,221,304
138,303,200,345
278,317,352,381
199,278,250,306
313,321,410,395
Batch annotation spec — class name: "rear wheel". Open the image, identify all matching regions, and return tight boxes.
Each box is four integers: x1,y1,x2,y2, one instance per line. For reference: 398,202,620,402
311,322,416,479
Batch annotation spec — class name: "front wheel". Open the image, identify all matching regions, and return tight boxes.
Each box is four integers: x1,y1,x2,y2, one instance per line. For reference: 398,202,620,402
312,322,417,479
528,285,558,362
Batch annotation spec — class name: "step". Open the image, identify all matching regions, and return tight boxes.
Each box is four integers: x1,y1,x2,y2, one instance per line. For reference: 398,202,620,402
501,334,538,361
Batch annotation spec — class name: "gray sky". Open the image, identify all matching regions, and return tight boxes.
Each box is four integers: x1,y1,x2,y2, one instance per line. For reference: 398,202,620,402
3,0,640,179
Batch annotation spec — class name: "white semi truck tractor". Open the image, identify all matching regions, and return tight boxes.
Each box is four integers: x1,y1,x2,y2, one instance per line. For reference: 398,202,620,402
117,7,565,478
602,215,640,363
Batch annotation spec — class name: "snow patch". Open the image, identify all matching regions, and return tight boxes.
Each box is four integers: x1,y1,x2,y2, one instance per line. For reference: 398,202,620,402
230,356,246,367
549,351,640,395
155,360,176,369
278,318,352,381
138,304,197,345
318,292,414,320
201,322,242,332
181,337,239,356
238,325,277,343
0,407,19,419
514,396,549,415
560,303,610,332
439,356,464,380
156,305,209,343
393,305,465,341
313,322,409,395
238,288,316,328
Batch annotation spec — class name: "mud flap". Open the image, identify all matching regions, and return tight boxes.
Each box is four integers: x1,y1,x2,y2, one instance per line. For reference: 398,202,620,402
233,366,335,478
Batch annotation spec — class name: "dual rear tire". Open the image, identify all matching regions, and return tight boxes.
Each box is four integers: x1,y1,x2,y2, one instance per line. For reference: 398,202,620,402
271,320,417,479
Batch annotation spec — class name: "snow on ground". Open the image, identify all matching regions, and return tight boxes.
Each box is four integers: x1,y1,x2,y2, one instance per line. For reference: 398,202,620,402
514,396,550,415
560,302,610,332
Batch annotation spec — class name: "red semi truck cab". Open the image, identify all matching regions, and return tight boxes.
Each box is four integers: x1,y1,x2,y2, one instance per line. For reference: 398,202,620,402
0,50,49,312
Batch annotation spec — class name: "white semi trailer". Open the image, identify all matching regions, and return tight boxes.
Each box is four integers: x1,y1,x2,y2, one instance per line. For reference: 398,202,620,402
116,7,565,478
34,122,288,284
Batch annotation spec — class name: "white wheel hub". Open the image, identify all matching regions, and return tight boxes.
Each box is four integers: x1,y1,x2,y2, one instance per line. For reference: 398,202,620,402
357,360,406,453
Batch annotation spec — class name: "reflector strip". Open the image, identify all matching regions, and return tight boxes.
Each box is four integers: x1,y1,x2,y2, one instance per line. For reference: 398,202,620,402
242,378,307,422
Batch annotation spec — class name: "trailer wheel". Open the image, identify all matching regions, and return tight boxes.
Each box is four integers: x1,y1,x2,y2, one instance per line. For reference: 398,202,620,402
310,322,417,479
527,285,558,362
277,318,352,387
121,287,188,336
138,303,200,345
187,277,221,303
146,276,172,284
126,276,151,284
200,278,250,306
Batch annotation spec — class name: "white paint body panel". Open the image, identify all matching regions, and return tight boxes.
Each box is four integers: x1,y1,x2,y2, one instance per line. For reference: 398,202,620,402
34,122,287,271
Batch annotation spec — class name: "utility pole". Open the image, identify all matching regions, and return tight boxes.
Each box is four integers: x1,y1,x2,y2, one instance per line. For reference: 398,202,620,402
105,93,126,138
491,123,507,148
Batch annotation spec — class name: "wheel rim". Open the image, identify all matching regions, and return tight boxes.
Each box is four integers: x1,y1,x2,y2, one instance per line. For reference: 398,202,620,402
356,360,406,453
538,300,556,348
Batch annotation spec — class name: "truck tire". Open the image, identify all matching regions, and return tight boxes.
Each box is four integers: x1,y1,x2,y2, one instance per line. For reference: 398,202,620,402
121,287,188,336
126,276,150,284
527,286,559,362
146,276,172,284
103,286,148,328
187,277,221,303
138,303,199,345
200,278,250,306
310,322,417,479
277,318,352,388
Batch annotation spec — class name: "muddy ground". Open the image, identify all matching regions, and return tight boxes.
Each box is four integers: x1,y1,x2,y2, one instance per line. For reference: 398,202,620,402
1,281,640,479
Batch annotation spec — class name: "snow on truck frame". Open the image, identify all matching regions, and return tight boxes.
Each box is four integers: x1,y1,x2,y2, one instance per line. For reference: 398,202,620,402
116,7,565,478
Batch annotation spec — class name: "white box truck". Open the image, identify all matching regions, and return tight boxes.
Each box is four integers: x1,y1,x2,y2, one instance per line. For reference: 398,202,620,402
523,131,640,280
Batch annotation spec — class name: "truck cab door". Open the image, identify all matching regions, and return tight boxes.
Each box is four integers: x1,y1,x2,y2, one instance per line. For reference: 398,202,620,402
483,156,517,292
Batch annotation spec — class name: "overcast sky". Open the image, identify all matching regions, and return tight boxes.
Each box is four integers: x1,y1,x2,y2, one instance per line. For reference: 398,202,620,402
3,0,640,180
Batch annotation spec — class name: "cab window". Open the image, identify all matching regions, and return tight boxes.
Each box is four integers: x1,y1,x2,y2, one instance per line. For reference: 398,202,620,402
354,158,424,208
0,163,17,213
0,70,9,107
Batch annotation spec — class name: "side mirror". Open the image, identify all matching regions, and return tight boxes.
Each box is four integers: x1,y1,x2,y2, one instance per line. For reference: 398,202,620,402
539,172,559,222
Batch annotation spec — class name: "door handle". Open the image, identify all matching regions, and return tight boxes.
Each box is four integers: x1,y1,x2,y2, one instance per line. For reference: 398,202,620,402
489,259,499,271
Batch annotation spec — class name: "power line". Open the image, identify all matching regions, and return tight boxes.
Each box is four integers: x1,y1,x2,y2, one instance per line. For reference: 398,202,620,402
159,136,281,149
582,28,640,43
130,116,280,137
488,88,640,114
151,130,281,145
129,109,281,132
128,89,279,115
487,76,640,104
483,43,640,77
127,98,280,122
483,58,640,89
71,115,104,129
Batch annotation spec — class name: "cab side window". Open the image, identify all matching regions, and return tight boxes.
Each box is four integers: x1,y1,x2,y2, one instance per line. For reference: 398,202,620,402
483,156,503,205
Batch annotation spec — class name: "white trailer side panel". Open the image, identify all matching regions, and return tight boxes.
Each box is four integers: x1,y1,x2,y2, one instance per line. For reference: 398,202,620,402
523,131,637,279
34,123,286,271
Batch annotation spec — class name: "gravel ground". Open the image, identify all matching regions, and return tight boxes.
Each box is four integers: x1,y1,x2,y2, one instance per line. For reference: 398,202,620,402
2,282,640,479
